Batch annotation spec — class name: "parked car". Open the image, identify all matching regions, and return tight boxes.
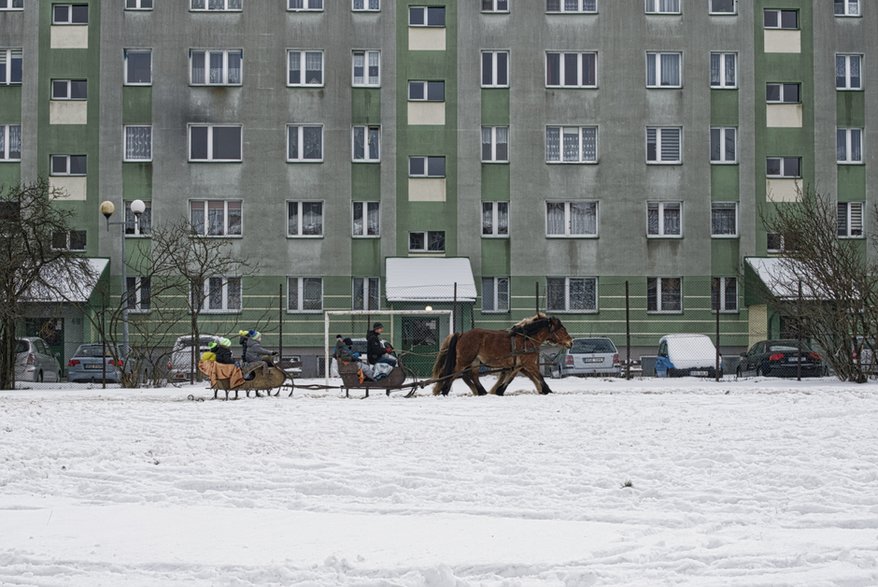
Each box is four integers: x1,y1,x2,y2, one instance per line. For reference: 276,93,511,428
655,334,722,378
736,340,825,378
167,335,222,382
546,337,620,378
67,343,127,383
15,337,62,383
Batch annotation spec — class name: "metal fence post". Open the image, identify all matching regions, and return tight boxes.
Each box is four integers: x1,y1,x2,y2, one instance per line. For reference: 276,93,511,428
797,279,802,381
715,298,721,382
625,280,631,380
278,283,283,365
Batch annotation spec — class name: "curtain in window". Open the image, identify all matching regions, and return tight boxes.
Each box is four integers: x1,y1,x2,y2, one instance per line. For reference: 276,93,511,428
366,203,379,235
125,126,151,160
208,0,224,10
0,130,5,160
287,278,299,310
302,202,323,236
562,127,580,161
546,278,566,311
850,56,861,87
570,202,596,235
646,278,657,311
546,0,560,11
836,56,846,88
190,203,205,235
647,204,659,235
710,128,721,161
191,52,205,84
584,0,596,10
725,128,736,161
227,51,242,84
569,278,596,311
353,278,365,310
723,278,737,311
367,127,379,159
207,201,225,236
303,127,322,159
353,127,365,160
368,278,379,310
305,51,322,84
495,127,508,161
482,277,496,311
7,125,20,159
209,52,223,84
227,202,241,235
660,53,679,86
647,54,657,86
497,203,508,235
659,0,679,11
228,0,242,8
710,54,720,85
564,0,577,10
303,278,322,311
581,127,596,161
725,54,735,86
664,204,680,235
352,53,364,84
711,204,736,235
428,232,445,251
837,129,847,161
368,51,379,84
661,278,681,311
496,277,509,311
482,203,493,235
481,127,493,161
546,127,560,161
207,277,223,310
546,203,565,235
851,129,862,161
191,0,205,8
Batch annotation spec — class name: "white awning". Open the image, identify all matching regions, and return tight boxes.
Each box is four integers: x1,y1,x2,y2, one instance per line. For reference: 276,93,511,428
385,257,477,302
745,257,823,300
25,258,109,303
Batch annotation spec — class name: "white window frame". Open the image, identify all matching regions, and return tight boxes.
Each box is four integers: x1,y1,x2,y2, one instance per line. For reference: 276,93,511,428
352,201,380,237
836,54,863,90
545,126,597,163
408,231,445,253
286,200,324,237
52,230,87,252
709,0,736,15
288,0,323,11
188,124,243,162
51,79,87,100
0,0,24,10
408,80,445,101
200,276,242,313
481,126,509,163
710,202,738,238
545,0,597,14
647,202,682,238
287,124,324,162
189,200,243,237
287,50,324,87
125,276,151,313
52,4,88,24
352,125,380,162
190,0,242,12
546,201,599,238
125,0,153,9
647,277,682,313
408,5,445,27
646,52,682,88
645,0,680,15
481,50,509,88
481,0,509,13
352,277,380,311
710,127,737,164
408,156,446,178
834,0,860,17
287,277,323,313
766,157,801,178
0,49,22,86
123,125,153,162
124,49,152,86
353,0,380,11
0,124,21,161
837,202,865,238
766,82,800,104
482,201,509,238
352,50,380,87
189,49,243,86
482,277,510,313
711,277,738,313
125,201,152,237
50,154,86,176
545,52,597,88
710,52,737,88
646,127,682,164
763,9,798,29
837,128,863,164
546,277,598,313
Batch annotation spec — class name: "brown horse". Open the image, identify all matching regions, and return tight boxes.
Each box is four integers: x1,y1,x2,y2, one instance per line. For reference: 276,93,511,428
430,313,574,396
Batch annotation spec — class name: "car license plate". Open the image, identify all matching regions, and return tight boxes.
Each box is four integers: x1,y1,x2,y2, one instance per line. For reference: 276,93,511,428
691,370,708,376
787,357,803,363
84,364,101,370
583,357,602,363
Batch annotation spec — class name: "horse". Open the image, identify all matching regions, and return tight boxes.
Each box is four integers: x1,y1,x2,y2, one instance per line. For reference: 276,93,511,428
430,313,574,396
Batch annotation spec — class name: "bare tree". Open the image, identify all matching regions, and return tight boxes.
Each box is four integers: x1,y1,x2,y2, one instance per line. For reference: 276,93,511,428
0,179,96,389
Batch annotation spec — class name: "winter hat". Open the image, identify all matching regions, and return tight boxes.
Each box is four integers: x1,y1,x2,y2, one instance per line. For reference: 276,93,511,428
219,337,232,348
250,330,261,340
343,337,353,346
208,341,218,350
373,322,383,329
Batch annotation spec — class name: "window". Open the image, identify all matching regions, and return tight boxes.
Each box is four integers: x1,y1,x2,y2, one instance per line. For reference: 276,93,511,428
647,202,681,237
837,128,863,164
481,51,509,87
287,125,323,162
0,124,21,161
352,50,380,86
51,79,87,100
190,49,242,86
482,202,509,237
126,0,153,9
767,233,783,253
353,0,380,10
481,127,508,163
546,52,596,87
200,277,242,313
124,49,152,85
125,201,152,236
189,125,242,161
836,55,862,90
408,231,445,253
546,0,596,13
50,155,86,176
710,127,737,163
710,202,738,237
352,277,380,311
51,230,87,251
352,201,380,236
646,52,681,87
710,52,736,88
766,82,800,103
711,277,737,313
546,126,597,163
834,0,860,17
837,202,864,238
0,0,23,10
287,201,324,237
481,0,508,12
124,126,152,162
288,0,323,10
288,50,323,86
352,125,380,162
546,201,598,237
409,156,445,177
125,277,151,312
0,49,22,85
646,127,681,164
52,4,88,24
766,157,801,178
482,277,509,313
190,200,242,236
547,277,597,312
647,277,681,313
409,6,445,27
190,0,242,11
288,277,322,312
408,80,445,101
764,9,798,29
709,0,736,14
645,0,680,14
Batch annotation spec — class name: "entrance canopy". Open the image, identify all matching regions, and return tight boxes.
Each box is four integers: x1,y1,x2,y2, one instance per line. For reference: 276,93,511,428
385,257,477,302
24,257,109,303
745,256,823,301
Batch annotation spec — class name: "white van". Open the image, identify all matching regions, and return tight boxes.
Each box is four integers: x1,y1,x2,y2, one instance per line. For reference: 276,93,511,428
655,334,722,377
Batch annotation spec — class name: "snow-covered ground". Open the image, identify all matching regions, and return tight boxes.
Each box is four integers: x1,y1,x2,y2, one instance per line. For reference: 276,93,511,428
1,375,877,586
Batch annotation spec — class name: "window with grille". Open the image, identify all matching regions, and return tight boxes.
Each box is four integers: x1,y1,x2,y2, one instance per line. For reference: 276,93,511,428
124,126,152,162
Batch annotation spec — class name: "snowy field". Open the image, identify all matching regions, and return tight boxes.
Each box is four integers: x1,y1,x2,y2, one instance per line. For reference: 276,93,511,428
1,375,877,587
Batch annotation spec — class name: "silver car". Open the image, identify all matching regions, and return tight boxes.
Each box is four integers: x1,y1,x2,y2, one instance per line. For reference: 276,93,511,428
15,337,62,383
548,337,620,378
167,334,222,381
67,343,126,383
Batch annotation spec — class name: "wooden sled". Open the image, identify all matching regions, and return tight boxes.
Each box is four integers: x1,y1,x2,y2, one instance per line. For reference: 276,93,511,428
207,363,288,400
338,360,409,398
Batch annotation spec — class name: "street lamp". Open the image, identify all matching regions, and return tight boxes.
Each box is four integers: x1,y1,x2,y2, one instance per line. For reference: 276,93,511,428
100,198,145,361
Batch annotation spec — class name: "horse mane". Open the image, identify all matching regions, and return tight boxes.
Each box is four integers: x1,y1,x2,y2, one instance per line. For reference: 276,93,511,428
508,313,551,336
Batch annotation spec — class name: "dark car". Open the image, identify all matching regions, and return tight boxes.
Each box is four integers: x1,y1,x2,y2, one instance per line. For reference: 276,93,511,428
736,340,825,378
67,343,127,383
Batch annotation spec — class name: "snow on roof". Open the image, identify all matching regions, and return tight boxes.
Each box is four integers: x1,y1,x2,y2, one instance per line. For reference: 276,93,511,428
24,258,109,303
745,256,822,300
385,257,477,302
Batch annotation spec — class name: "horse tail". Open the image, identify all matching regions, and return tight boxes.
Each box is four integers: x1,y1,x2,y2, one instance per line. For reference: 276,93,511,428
431,333,459,396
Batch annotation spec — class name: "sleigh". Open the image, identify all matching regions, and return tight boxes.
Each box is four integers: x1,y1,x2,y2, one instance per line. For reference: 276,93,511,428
337,360,410,398
199,360,288,400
